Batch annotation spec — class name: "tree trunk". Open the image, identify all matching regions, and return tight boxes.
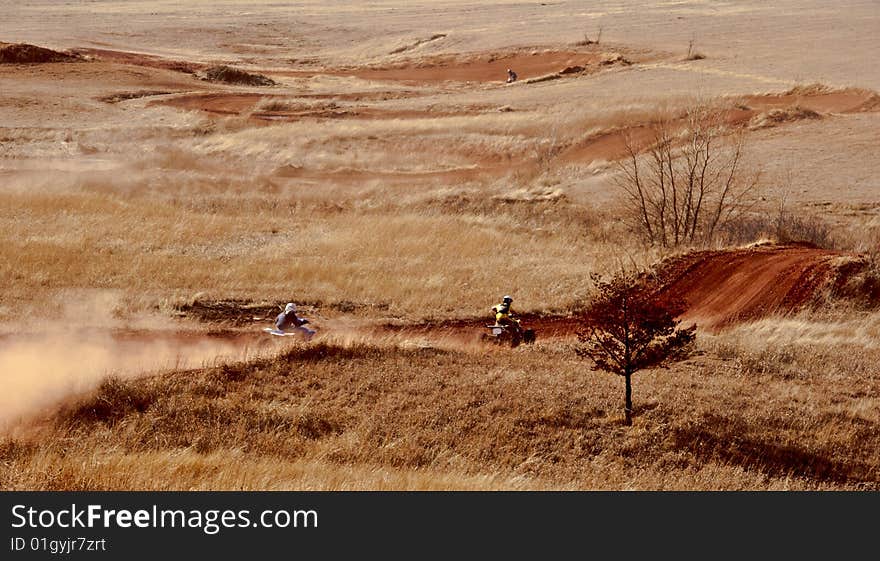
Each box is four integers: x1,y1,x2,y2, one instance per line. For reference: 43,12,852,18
624,372,633,426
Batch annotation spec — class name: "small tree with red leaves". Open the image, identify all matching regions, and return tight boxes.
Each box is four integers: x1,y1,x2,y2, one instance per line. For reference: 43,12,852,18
577,271,696,426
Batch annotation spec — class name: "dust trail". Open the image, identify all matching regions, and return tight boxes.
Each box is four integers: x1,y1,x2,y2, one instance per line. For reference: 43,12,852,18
0,290,272,430
0,311,481,431
0,330,260,431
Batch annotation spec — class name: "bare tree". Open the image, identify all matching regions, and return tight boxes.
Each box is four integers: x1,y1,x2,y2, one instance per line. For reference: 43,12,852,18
577,271,696,426
614,105,759,248
578,25,603,46
684,37,705,60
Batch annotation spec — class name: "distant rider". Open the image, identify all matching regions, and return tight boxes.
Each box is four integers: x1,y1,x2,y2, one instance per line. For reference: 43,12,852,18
275,302,316,341
506,68,518,83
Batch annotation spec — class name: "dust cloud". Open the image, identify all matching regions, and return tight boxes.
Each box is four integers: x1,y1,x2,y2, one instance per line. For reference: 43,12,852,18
0,331,259,430
0,291,262,430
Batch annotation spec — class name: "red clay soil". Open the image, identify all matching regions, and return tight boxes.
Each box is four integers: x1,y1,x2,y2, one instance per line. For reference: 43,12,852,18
104,328,260,346
653,244,848,329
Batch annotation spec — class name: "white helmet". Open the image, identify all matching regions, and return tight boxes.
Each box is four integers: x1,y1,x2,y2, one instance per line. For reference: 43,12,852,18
503,295,513,304
284,302,296,313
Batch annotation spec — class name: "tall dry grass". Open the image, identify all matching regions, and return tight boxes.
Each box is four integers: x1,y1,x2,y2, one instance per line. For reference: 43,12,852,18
0,173,640,322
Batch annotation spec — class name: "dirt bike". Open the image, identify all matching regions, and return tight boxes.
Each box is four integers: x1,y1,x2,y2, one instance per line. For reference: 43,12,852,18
481,318,536,348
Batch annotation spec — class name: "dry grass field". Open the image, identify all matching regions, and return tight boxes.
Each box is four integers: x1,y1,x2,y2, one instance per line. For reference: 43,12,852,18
1,1,879,490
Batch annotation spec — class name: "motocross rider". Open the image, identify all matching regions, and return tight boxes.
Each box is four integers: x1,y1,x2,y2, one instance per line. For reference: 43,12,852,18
275,302,316,341
491,295,519,328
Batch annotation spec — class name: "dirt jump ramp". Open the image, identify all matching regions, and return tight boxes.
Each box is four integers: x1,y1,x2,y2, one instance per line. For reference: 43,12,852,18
654,243,876,329
382,244,877,341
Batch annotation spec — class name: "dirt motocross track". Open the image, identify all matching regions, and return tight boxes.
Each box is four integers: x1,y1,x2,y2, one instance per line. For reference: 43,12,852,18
653,244,872,329
169,245,875,342
371,244,876,339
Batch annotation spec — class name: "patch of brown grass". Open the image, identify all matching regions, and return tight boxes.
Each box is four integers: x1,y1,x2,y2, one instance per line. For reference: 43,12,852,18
0,43,82,64
58,376,156,428
202,65,275,86
0,186,618,321
253,97,297,112
99,90,171,104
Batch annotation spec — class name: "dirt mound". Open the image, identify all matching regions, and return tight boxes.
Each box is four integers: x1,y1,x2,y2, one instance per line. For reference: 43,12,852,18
749,106,821,129
0,43,81,64
202,65,276,86
653,244,878,329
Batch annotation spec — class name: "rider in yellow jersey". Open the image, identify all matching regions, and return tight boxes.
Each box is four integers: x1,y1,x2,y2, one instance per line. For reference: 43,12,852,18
491,295,517,327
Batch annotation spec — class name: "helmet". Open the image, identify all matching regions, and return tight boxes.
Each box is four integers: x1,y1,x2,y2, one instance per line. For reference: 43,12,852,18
284,302,296,313
502,295,513,304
